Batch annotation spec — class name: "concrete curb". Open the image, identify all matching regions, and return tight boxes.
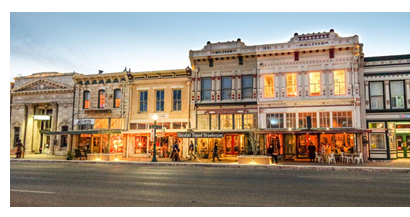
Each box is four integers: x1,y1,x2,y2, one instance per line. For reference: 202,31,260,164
10,159,410,173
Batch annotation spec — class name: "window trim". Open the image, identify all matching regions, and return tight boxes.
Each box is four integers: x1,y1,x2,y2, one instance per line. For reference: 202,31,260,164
98,90,105,109
113,89,121,108
369,81,385,110
389,80,407,110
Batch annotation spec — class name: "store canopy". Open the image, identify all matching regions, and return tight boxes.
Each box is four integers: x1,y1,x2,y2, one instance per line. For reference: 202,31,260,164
257,128,371,134
44,129,122,135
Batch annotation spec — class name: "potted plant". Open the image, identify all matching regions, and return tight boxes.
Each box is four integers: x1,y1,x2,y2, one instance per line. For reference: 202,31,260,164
67,150,74,160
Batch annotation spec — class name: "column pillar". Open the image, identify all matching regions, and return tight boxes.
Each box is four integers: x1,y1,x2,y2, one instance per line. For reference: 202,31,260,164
384,80,390,109
25,104,35,152
405,80,410,108
365,81,370,110
49,102,58,155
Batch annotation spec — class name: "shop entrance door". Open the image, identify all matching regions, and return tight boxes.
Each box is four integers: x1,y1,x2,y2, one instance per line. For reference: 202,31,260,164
225,135,240,155
397,135,410,158
297,134,318,159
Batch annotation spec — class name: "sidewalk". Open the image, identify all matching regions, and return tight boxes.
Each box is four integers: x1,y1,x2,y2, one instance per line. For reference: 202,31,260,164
11,154,410,173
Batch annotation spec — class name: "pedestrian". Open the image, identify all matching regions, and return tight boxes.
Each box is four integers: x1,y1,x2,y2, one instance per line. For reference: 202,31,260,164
308,142,316,162
267,144,274,164
172,141,181,162
188,141,197,160
212,142,221,162
272,143,279,165
15,139,25,159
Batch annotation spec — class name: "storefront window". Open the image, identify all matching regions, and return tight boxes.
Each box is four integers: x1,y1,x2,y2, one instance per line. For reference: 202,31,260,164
319,112,330,128
298,112,317,128
309,72,321,96
234,114,243,129
220,114,233,130
368,122,385,129
264,75,274,98
320,134,355,155
163,122,171,129
79,135,91,151
198,115,209,130
390,81,405,109
298,134,318,158
284,134,296,158
211,115,219,130
110,134,124,153
221,77,232,100
370,82,384,110
138,123,147,130
286,113,296,128
286,73,297,97
370,133,386,150
244,114,256,129
135,136,147,154
334,70,346,95
197,138,209,155
388,122,396,151
92,134,109,153
266,134,282,155
332,111,352,128
266,113,283,128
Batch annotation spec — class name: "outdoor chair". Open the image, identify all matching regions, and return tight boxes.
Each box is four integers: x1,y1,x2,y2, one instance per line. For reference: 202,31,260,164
328,153,336,164
345,153,354,163
354,153,364,164
75,149,86,160
314,152,323,163
340,152,346,162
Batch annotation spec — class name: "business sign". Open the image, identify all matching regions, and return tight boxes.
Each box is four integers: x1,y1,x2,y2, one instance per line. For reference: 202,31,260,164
400,114,410,119
74,119,95,125
177,132,224,138
150,129,155,141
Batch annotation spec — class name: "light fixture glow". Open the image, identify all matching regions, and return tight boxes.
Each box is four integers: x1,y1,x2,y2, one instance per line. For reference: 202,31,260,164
152,114,158,121
33,115,50,120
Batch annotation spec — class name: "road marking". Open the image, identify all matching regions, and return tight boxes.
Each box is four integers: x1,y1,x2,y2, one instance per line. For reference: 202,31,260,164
298,176,370,180
10,189,56,194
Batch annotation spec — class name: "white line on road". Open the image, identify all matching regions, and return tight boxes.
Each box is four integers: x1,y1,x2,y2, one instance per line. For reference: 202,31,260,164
298,176,371,180
10,189,56,194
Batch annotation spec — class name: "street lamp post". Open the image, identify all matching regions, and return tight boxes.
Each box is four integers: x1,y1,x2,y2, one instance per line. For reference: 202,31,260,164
152,114,158,162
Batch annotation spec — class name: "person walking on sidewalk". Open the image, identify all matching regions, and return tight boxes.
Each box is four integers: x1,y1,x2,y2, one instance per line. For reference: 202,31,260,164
308,142,316,162
188,141,196,160
267,144,274,164
15,139,25,159
212,142,221,162
172,141,181,162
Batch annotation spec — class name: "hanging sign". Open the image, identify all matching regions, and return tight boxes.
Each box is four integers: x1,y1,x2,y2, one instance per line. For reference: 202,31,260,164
150,129,155,141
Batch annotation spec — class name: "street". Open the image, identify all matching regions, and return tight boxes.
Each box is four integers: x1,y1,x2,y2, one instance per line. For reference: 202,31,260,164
10,162,410,207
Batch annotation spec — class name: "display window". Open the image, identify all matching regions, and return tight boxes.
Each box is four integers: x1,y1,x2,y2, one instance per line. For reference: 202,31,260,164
225,134,244,155
266,134,283,155
197,138,224,157
370,133,386,150
135,136,147,154
92,134,109,153
283,134,296,158
79,134,92,151
110,134,124,153
297,134,318,158
320,134,355,155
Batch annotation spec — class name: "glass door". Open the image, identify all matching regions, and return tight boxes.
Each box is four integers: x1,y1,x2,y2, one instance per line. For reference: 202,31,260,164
405,136,410,158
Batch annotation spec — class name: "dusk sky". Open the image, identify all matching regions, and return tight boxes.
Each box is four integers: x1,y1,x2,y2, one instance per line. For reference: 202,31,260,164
10,12,410,81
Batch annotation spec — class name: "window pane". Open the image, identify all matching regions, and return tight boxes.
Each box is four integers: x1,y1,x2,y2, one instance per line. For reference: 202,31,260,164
242,76,253,88
369,133,386,150
173,89,182,111
264,75,274,98
201,78,212,101
220,114,233,129
332,111,352,128
211,115,219,130
266,113,284,128
140,91,148,112
222,77,232,100
286,113,296,128
234,114,242,129
156,90,164,111
334,70,346,95
319,112,330,128
286,73,297,97
309,72,321,96
391,81,404,109
244,114,255,129
370,82,383,96
198,115,210,130
98,90,105,108
298,112,317,128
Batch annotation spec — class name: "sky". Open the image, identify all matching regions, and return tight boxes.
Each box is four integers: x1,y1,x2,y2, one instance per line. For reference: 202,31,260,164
10,12,410,81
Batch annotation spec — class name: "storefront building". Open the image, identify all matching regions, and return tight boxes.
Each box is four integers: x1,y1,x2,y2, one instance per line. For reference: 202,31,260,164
123,69,192,158
189,39,260,158
70,70,130,156
10,72,79,156
364,54,410,160
256,29,367,160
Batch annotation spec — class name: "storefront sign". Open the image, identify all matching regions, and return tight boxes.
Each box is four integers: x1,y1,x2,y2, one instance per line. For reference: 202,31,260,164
177,132,224,138
74,119,95,125
400,114,410,118
202,109,249,115
298,41,329,47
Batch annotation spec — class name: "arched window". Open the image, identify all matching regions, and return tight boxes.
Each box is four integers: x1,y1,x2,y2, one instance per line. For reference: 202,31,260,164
106,79,112,83
113,78,119,83
85,80,90,85
98,90,105,108
83,91,90,109
98,80,104,84
114,89,121,108
92,80,97,84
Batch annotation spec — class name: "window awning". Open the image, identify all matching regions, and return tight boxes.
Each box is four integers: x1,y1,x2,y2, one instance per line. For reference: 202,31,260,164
44,129,122,135
256,128,371,134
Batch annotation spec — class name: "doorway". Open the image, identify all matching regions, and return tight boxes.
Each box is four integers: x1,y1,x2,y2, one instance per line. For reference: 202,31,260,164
297,134,318,159
224,134,243,155
396,135,410,158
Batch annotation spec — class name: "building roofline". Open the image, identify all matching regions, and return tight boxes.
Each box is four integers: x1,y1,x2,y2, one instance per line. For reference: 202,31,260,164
364,54,410,62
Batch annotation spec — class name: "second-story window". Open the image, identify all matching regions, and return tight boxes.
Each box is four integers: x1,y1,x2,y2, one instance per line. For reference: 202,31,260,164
173,89,181,111
156,90,164,111
140,91,148,112
370,82,384,110
286,73,297,97
309,72,321,96
83,91,90,109
242,75,253,99
264,75,274,98
221,77,232,100
98,90,105,108
334,70,346,95
114,89,121,108
201,78,212,101
391,81,405,109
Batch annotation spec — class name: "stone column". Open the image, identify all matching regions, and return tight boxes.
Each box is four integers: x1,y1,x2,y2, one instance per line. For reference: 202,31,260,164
406,80,410,108
365,81,370,110
384,80,390,109
25,104,35,152
49,102,58,155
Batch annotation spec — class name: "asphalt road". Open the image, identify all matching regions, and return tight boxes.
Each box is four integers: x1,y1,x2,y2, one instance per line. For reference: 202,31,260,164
10,162,410,207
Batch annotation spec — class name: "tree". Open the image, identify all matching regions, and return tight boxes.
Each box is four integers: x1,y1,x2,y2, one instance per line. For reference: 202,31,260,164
247,131,260,156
